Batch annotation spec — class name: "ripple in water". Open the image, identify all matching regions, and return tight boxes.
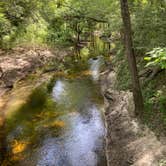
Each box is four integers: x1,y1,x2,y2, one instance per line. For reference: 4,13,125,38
36,105,106,166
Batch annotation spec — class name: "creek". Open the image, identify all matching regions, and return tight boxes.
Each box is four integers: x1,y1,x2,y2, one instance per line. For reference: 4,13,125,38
3,57,107,166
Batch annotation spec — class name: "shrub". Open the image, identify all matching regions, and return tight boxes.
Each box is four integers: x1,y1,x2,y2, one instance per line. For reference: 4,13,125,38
144,47,166,69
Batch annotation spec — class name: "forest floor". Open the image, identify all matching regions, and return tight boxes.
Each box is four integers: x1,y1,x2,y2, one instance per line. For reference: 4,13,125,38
100,69,166,166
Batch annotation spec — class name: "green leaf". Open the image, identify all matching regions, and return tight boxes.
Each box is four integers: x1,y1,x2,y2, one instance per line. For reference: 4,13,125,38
144,57,152,61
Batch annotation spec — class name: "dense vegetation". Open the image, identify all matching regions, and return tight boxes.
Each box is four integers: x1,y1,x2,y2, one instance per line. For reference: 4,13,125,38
0,0,166,133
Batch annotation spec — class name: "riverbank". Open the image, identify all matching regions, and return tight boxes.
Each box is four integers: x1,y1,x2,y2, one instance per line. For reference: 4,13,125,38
0,46,69,95
100,67,166,165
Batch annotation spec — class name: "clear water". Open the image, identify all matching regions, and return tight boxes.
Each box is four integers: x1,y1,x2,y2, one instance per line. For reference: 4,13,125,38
3,59,107,166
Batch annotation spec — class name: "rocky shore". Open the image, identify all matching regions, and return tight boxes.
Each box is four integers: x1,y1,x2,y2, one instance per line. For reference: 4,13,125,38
0,47,69,95
100,68,166,166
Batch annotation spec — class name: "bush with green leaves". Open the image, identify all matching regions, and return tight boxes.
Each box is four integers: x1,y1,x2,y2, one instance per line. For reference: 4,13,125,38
131,1,166,52
144,47,166,69
0,11,12,46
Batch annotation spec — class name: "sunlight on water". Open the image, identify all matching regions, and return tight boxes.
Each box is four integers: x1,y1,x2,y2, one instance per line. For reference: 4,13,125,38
64,105,105,166
4,65,106,166
36,104,105,166
52,80,65,101
36,78,106,166
89,56,104,81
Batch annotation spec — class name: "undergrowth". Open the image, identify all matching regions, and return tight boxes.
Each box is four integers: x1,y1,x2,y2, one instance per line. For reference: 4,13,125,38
113,50,166,136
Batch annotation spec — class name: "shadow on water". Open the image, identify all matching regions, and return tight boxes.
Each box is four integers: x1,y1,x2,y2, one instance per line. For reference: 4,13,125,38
2,57,107,166
2,86,65,166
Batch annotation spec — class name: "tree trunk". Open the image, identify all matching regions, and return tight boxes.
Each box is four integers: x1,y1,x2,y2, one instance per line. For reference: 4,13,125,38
120,0,144,115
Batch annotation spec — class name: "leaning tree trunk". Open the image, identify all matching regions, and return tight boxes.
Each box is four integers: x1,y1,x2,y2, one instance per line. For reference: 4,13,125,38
120,0,144,115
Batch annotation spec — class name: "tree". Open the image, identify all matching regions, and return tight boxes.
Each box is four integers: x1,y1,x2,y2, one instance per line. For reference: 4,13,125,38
120,0,144,115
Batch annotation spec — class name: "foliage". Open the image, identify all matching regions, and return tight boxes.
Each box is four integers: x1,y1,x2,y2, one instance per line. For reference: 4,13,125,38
12,18,48,45
0,13,11,36
0,0,121,48
111,0,166,135
116,59,132,91
144,47,166,69
131,1,166,51
142,73,166,135
0,0,165,50
0,0,45,48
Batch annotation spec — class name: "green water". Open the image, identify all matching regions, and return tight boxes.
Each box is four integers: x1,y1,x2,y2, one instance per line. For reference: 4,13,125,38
2,59,106,166
1,33,109,165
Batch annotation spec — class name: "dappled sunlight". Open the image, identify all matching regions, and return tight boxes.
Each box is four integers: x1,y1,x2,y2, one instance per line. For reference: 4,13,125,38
5,99,26,117
43,120,65,129
33,111,59,120
11,140,29,154
1,140,30,165
80,70,92,76
128,135,166,166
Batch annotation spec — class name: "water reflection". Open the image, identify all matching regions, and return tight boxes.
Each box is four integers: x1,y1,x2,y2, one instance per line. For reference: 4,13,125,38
36,78,106,166
37,105,105,166
4,75,106,166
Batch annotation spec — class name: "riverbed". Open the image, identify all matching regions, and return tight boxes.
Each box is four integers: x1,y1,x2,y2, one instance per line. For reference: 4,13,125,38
2,58,107,166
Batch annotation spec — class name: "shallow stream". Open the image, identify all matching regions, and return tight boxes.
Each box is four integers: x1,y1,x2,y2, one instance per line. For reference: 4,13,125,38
4,57,107,166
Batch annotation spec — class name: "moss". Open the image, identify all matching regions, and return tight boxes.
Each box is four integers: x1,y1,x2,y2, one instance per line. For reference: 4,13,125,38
47,76,57,93
27,86,47,109
63,56,89,74
6,83,62,134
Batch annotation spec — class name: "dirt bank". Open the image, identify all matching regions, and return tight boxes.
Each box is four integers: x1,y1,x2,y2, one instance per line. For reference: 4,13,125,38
100,69,166,166
0,46,69,95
